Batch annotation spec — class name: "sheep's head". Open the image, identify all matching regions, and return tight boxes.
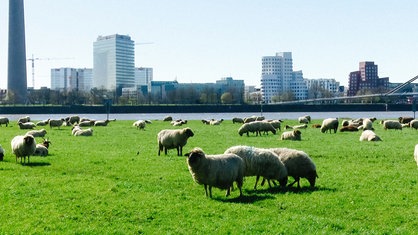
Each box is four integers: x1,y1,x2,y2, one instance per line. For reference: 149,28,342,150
184,128,194,137
293,130,301,136
185,148,205,166
24,135,35,145
42,138,51,148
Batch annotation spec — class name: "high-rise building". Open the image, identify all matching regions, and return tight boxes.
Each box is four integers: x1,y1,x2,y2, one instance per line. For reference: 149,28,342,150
348,61,389,96
51,68,92,92
77,68,93,92
93,34,135,95
135,67,153,87
7,0,27,103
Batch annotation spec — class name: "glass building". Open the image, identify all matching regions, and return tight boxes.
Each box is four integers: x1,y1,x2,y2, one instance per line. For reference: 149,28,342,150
93,34,135,95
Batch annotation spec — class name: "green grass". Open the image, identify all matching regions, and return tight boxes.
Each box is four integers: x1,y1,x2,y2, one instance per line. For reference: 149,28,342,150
1,117,418,234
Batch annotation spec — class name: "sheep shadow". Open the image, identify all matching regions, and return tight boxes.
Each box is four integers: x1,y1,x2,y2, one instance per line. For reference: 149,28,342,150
246,185,337,195
216,193,275,203
21,162,51,167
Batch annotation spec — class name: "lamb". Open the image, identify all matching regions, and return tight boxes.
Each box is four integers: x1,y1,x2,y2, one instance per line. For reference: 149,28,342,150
359,130,382,141
224,145,288,189
320,118,339,133
18,122,36,129
11,134,37,164
17,116,30,124
0,117,9,127
269,148,318,188
157,127,194,156
232,117,244,124
382,120,402,130
74,128,93,136
36,119,50,126
49,118,65,129
409,120,418,130
0,145,4,161
33,138,52,157
186,147,244,198
26,129,47,138
414,144,418,166
281,130,302,141
133,120,146,130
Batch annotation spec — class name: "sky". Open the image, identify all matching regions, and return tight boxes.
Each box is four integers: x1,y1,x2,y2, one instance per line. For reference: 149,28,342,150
1,0,417,89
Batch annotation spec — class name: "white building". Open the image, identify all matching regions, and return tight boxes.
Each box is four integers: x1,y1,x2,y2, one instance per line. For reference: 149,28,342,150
305,78,340,98
50,68,77,91
135,67,153,87
93,34,135,95
77,68,93,92
260,52,307,103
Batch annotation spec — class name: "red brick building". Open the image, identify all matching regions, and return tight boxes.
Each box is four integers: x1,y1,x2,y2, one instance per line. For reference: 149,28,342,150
347,61,389,96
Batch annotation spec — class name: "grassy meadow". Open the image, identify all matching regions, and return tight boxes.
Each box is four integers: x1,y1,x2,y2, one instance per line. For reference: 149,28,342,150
0,115,417,234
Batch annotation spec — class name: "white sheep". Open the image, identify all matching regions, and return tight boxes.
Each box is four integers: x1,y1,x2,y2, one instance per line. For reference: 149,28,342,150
157,127,194,156
268,120,282,131
71,125,82,135
18,122,36,129
414,144,418,167
238,122,260,136
359,130,382,141
409,120,418,130
74,128,93,136
382,120,402,130
361,118,374,130
224,145,288,190
11,134,37,164
133,120,146,130
281,130,302,141
209,119,223,125
34,144,48,156
269,148,318,188
36,119,50,126
320,118,339,133
298,116,310,124
0,117,10,127
17,116,30,124
186,147,244,198
0,144,4,161
94,119,114,126
26,129,47,138
292,124,308,130
49,119,65,129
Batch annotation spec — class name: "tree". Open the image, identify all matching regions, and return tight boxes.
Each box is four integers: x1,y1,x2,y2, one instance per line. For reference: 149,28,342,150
221,92,233,104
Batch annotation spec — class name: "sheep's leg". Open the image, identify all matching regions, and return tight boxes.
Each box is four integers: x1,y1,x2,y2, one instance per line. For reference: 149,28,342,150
209,186,212,198
178,146,182,156
267,179,273,188
164,148,168,155
254,175,260,190
204,184,209,197
261,178,266,186
225,187,231,197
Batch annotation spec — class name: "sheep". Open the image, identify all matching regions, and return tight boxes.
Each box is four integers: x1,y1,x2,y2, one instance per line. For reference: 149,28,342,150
133,120,146,130
281,130,302,141
36,119,50,126
26,129,47,138
399,116,414,124
0,117,9,127
312,124,321,128
71,125,82,135
171,119,187,126
18,122,36,129
409,120,418,130
0,145,4,161
361,118,374,130
269,148,318,188
11,134,37,164
359,130,382,141
298,116,310,124
65,115,80,125
157,127,194,156
268,120,282,131
414,144,418,167
209,119,223,125
320,118,339,133
238,122,260,136
201,119,210,125
224,145,288,189
382,120,402,130
185,147,244,198
163,116,173,121
74,128,93,136
34,144,48,156
78,120,95,127
94,119,115,126
339,125,359,132
17,116,30,124
232,117,244,124
292,124,308,130
243,117,256,123
49,118,65,129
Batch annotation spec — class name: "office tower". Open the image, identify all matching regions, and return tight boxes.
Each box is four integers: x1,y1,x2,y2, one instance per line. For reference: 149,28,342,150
7,0,27,103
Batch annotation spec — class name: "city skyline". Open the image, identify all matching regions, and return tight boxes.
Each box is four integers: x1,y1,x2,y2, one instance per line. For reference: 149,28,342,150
1,0,417,90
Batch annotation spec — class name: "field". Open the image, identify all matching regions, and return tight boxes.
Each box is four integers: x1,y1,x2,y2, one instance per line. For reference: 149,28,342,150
0,116,417,234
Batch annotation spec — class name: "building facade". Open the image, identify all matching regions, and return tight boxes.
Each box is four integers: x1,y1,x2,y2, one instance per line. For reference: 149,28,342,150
50,68,92,92
135,67,153,87
93,34,135,95
348,61,389,96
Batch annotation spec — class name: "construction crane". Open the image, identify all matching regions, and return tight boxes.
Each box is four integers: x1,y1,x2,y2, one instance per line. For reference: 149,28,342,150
27,54,74,88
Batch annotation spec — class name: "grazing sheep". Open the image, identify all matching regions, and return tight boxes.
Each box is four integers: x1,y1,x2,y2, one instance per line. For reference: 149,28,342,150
49,118,65,129
0,117,9,127
268,120,282,131
0,145,4,161
11,134,37,164
224,145,288,189
399,116,414,124
320,118,339,133
26,129,47,138
269,148,318,188
298,116,309,124
232,117,244,124
74,128,93,136
409,120,418,130
238,122,260,136
186,147,244,198
163,116,173,122
133,120,146,130
65,115,80,125
359,130,382,141
339,125,359,132
382,120,402,130
17,116,30,124
414,144,418,166
157,127,194,156
18,122,36,129
281,130,302,141
243,117,256,123
36,119,50,126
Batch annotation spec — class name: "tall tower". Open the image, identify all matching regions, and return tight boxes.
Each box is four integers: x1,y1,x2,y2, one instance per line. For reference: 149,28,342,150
7,0,28,104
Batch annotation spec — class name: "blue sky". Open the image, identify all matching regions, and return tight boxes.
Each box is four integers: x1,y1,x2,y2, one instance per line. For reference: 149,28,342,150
1,0,417,89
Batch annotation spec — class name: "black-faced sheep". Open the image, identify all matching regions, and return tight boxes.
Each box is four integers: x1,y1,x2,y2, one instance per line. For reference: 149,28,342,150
298,116,310,124
157,127,194,156
0,117,9,127
65,115,80,125
382,120,402,130
359,130,382,141
133,120,146,130
399,116,414,124
281,130,301,141
33,138,51,157
320,118,339,133
224,145,288,190
186,147,244,198
26,129,47,138
11,134,37,164
18,122,36,129
269,148,318,188
361,118,374,130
